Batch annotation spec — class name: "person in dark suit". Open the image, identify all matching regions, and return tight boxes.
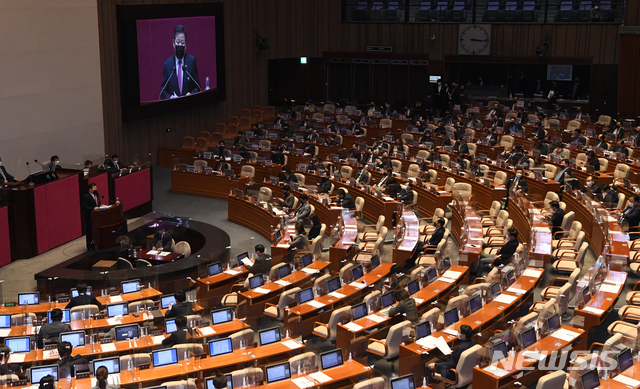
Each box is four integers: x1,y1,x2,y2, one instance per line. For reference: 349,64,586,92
569,129,587,147
508,146,529,167
548,201,566,237
302,143,316,156
285,222,310,263
56,341,88,378
583,176,601,197
534,123,546,140
439,133,452,147
160,25,200,99
601,185,619,209
506,118,523,135
299,114,312,129
354,163,370,185
162,316,196,347
398,180,415,206
273,114,287,126
594,134,609,150
505,167,529,195
276,185,295,209
165,290,194,319
109,155,126,173
613,140,629,157
553,159,575,184
378,152,393,171
153,230,173,252
66,283,103,311
584,150,600,171
278,167,298,185
316,171,332,194
246,244,271,276
388,287,419,324
452,138,469,154
616,194,640,240
37,309,72,348
346,144,361,162
335,188,355,210
427,218,446,248
483,127,499,146
292,194,311,222
0,158,18,184
376,169,397,192
426,325,476,382
473,228,519,279
81,183,101,251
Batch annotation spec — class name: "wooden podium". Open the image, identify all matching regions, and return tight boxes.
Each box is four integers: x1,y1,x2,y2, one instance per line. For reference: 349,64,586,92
92,202,127,250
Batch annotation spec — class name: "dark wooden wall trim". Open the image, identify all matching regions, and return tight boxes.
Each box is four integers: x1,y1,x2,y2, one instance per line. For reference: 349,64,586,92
618,34,640,117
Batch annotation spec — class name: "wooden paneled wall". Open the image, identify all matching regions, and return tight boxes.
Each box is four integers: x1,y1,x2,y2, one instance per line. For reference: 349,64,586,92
98,0,622,164
618,34,640,118
625,1,640,26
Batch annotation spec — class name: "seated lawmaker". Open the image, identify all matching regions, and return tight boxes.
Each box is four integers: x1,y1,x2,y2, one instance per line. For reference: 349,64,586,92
66,282,103,311
398,180,415,205
545,200,566,236
165,290,194,319
162,316,196,347
43,155,60,172
601,184,619,209
0,157,19,184
285,222,310,263
472,228,519,280
335,189,355,210
0,345,22,378
583,150,600,171
387,287,419,324
276,184,295,209
278,166,298,185
583,176,601,197
426,325,476,383
292,193,311,222
246,244,271,275
612,140,629,157
56,341,88,377
505,166,529,195
316,171,332,194
38,308,72,348
612,194,640,240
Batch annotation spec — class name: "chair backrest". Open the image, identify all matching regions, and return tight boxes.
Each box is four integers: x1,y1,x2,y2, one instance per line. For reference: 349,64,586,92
289,352,318,374
428,169,438,183
544,164,558,179
118,257,133,269
10,313,36,326
500,135,515,148
310,235,322,260
567,120,581,132
293,173,305,186
240,109,251,118
0,375,20,385
543,191,560,208
273,287,300,320
174,241,191,257
312,112,324,120
597,158,608,171
454,345,482,387
229,329,255,349
161,378,197,389
467,143,477,156
416,150,430,160
560,212,575,234
452,183,472,201
575,242,588,268
567,267,581,299
182,136,195,149
380,118,392,128
129,299,154,313
355,197,365,214
495,210,509,227
326,306,352,340
421,308,442,330
384,321,411,358
535,369,567,389
614,163,630,178
488,201,501,217
391,160,402,173
339,263,354,283
556,283,571,316
617,193,626,210
240,165,255,178
341,165,353,178
313,274,331,295
231,368,263,389
407,164,420,178
353,377,386,389
259,187,272,202
568,221,582,239
494,171,507,185
444,177,455,191
69,305,99,322
269,263,289,281
597,115,611,126
440,154,450,167
195,137,208,152
120,353,151,369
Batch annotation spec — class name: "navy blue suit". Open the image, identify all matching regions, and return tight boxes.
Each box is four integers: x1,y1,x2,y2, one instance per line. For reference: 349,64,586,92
161,54,200,100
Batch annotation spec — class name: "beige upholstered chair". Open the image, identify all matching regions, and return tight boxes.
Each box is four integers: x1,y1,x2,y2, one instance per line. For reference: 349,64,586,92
264,287,299,321
434,345,482,388
162,378,197,389
289,352,318,374
500,135,514,148
493,171,507,185
231,368,263,389
552,241,588,272
353,377,386,389
69,305,99,322
174,241,191,257
367,320,411,359
120,353,151,369
240,165,255,178
452,183,472,201
312,306,351,341
258,187,272,202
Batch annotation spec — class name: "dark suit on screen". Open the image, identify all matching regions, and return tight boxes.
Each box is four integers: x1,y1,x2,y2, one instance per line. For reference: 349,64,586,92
0,166,16,184
161,54,200,100
81,191,100,250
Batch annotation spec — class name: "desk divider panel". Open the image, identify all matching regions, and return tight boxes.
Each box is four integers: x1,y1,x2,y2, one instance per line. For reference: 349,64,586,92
115,168,151,212
34,175,81,254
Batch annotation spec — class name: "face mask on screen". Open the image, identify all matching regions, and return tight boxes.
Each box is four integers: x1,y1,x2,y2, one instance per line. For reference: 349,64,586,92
175,45,185,60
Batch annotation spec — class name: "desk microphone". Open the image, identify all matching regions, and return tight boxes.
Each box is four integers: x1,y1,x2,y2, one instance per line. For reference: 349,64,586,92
100,195,119,206
159,68,176,99
182,64,201,92
34,159,46,170
26,162,35,186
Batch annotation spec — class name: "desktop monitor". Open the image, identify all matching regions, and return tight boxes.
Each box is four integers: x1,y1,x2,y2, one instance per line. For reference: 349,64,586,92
107,302,129,318
5,337,31,353
0,315,10,329
211,308,233,325
351,302,367,321
581,285,592,305
489,340,508,363
152,348,179,368
370,254,380,269
70,286,92,298
249,275,264,290
237,252,249,263
415,321,431,340
165,319,177,334
327,277,341,293
278,264,292,279
489,282,502,299
580,368,600,389
381,291,396,308
519,327,537,349
390,374,416,389
92,357,121,374
298,288,315,305
469,293,483,314
351,265,364,281
547,313,561,334
259,327,281,346
48,309,70,324
425,267,438,284
320,349,343,370
18,292,39,306
121,279,141,294
208,262,223,276
209,338,233,357
30,365,58,384
617,348,634,374
442,258,451,272
443,308,459,327
114,324,140,341
59,331,86,347
160,295,177,309
504,269,516,287
406,279,420,296
265,362,291,384
300,253,313,268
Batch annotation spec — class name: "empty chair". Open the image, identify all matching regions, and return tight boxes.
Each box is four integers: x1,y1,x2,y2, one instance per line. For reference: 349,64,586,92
263,106,275,120
117,257,133,269
129,299,154,313
483,210,508,235
289,352,318,374
368,320,411,360
407,164,420,178
69,305,99,322
597,115,612,126
440,154,450,167
353,377,386,389
240,165,255,178
500,135,514,148
11,313,36,326
452,183,472,202
483,2,501,22
323,104,335,113
553,220,581,247
553,212,576,241
552,241,588,272
341,165,353,178
313,274,331,296
379,118,392,128
120,353,151,369
264,287,299,321
198,131,212,144
312,306,351,341
136,259,152,267
226,124,239,138
174,241,191,257
161,378,197,389
613,163,630,179
312,112,324,121
478,201,501,226
355,197,365,218
258,187,272,202
193,160,208,172
294,173,305,186
359,215,386,242
238,117,251,131
450,1,467,21
229,329,255,349
182,136,195,149
391,160,402,173
231,368,263,389
544,164,558,179
494,171,508,185
195,137,207,153
240,109,251,119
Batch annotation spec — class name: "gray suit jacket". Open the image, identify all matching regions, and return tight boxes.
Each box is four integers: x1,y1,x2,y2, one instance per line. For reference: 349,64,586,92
294,201,311,220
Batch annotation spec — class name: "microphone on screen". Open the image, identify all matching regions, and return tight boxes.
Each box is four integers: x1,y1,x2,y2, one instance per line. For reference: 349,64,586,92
159,67,176,99
182,64,201,92
34,159,46,170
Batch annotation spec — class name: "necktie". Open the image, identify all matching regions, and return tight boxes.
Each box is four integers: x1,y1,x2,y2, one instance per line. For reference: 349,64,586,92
92,194,98,206
178,60,183,94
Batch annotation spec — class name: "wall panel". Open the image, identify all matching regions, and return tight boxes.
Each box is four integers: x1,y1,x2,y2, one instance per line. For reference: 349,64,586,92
618,34,640,117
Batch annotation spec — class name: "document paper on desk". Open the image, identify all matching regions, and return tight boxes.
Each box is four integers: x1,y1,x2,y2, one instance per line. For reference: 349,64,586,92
275,280,291,286
198,326,216,336
442,270,462,279
152,335,165,345
8,354,25,363
147,250,159,255
109,295,123,303
253,287,271,294
365,314,386,323
598,283,620,294
106,318,122,326
582,307,604,315
613,374,640,387
292,377,315,389
101,343,117,352
309,372,332,383
349,281,367,289
282,340,302,350
301,267,319,274
523,269,543,278
343,322,364,332
306,300,325,309
416,335,451,355
522,351,545,361
0,329,10,337
506,287,527,295
484,366,510,377
493,294,518,304
224,269,241,275
328,291,346,299
551,329,580,342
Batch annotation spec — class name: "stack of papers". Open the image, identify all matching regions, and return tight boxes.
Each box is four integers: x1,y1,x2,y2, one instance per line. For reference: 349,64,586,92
308,371,332,383
301,268,319,274
147,250,158,255
349,281,367,289
522,351,545,361
343,322,364,332
241,258,253,267
275,280,291,287
412,298,424,304
101,343,117,352
438,277,456,284
8,354,25,363
442,270,462,279
328,291,345,299
613,375,640,387
506,287,527,295
523,269,543,278
306,300,325,309
224,269,241,275
598,284,620,294
493,294,518,304
443,328,459,337
365,314,386,323
152,335,165,344
106,318,122,326
109,295,123,303
551,329,580,342
281,340,302,349
582,307,604,315
253,287,270,294
292,377,315,388
484,366,510,377
198,327,216,336
0,329,11,337
158,252,171,256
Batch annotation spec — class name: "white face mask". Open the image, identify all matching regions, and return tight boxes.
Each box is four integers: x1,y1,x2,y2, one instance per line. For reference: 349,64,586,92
516,173,522,178
55,161,60,165
586,181,593,187
0,162,2,166
457,333,464,340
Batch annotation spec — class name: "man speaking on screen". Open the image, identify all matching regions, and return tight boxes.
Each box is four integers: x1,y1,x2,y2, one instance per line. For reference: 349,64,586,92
160,25,201,99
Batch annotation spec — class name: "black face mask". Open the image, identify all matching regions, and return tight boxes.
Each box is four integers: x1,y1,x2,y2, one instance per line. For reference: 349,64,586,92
175,45,185,60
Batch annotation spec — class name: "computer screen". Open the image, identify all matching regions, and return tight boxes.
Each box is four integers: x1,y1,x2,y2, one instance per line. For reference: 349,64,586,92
426,267,438,284
211,308,233,325
519,327,537,349
298,288,314,304
259,327,281,346
278,264,292,279
443,308,459,327
60,331,86,347
93,357,121,374
442,258,451,272
6,337,31,353
415,321,431,340
406,279,420,296
370,254,380,269
351,302,367,321
300,253,313,268
30,365,58,384
490,340,508,363
582,285,591,305
327,277,341,293
265,362,291,384
121,279,141,294
209,338,233,357
580,368,600,389
0,315,10,328
70,286,92,298
390,374,416,389
18,292,39,306
320,349,343,370
165,319,177,334
208,262,223,276
161,295,177,309
381,291,396,308
115,324,140,341
249,275,264,289
617,348,633,373
351,265,364,281
469,293,482,314
505,270,516,287
152,349,179,367
237,252,249,263
48,309,71,324
107,303,129,318
490,282,502,299
547,313,561,333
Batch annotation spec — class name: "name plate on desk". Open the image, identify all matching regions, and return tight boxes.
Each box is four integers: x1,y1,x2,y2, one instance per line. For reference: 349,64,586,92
76,373,90,380
10,381,27,387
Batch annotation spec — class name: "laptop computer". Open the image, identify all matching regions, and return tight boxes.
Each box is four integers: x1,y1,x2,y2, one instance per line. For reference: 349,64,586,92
415,321,431,340
351,302,368,321
30,365,58,384
265,362,291,384
209,338,233,357
114,324,140,341
298,288,315,305
121,279,141,294
519,326,537,349
319,349,343,370
381,291,396,308
211,308,233,325
208,262,223,276
152,349,179,368
443,308,459,327
580,368,600,389
390,374,416,389
258,327,281,346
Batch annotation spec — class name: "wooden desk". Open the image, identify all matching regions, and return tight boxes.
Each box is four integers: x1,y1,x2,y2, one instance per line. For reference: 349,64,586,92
195,265,250,309
261,361,370,389
171,169,249,200
508,197,553,266
451,203,482,268
574,270,627,334
227,195,280,241
392,210,419,265
329,210,359,273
